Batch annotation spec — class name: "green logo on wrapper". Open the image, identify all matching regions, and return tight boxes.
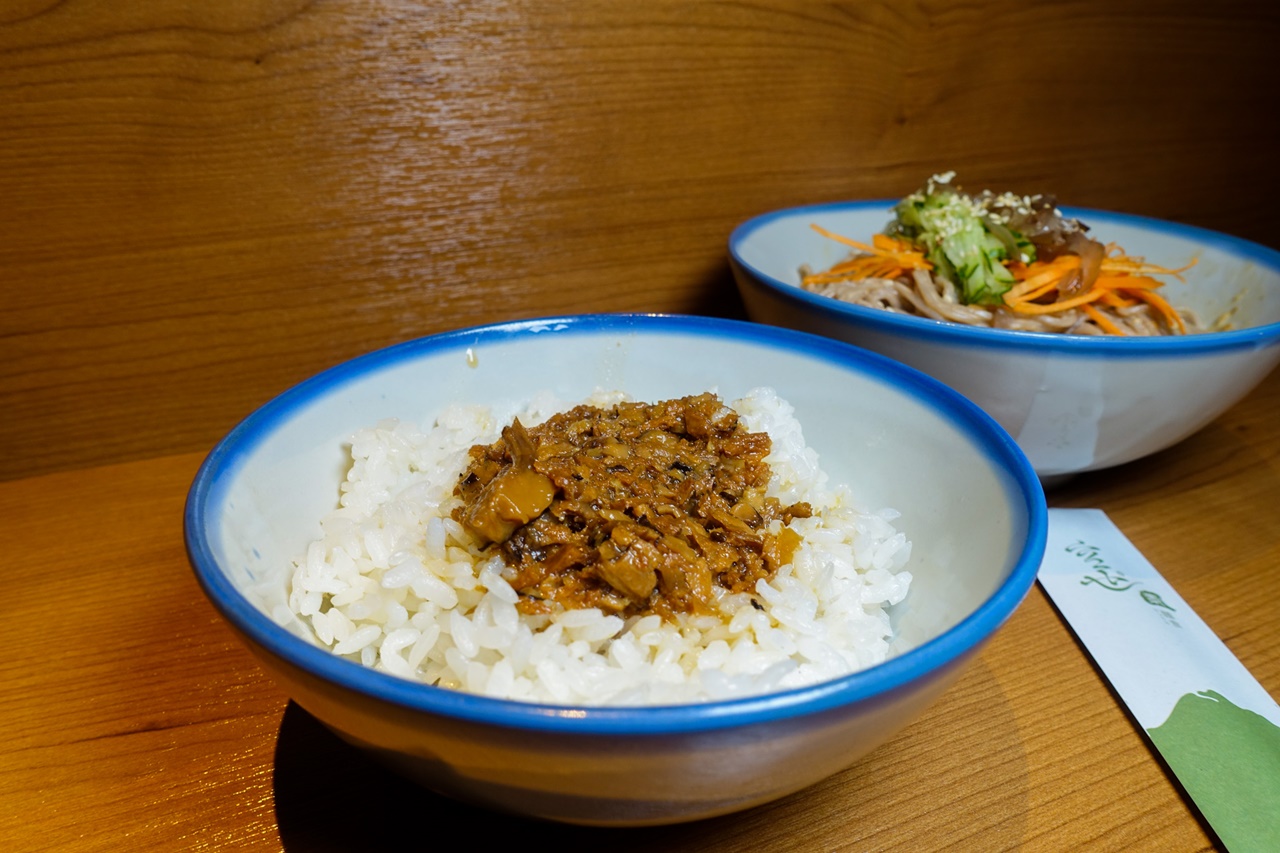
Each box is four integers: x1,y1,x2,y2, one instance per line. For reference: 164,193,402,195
1065,539,1180,627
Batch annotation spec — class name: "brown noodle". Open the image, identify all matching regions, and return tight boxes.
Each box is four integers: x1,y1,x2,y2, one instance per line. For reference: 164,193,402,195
800,262,1203,336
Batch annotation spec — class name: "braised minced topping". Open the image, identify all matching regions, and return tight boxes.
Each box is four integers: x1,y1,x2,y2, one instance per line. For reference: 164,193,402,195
452,393,811,619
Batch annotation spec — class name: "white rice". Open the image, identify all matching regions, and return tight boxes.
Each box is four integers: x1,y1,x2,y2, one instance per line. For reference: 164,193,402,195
285,387,912,705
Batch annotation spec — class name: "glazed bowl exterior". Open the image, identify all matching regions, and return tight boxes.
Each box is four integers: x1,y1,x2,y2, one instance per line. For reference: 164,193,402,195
184,313,1046,825
730,202,1280,481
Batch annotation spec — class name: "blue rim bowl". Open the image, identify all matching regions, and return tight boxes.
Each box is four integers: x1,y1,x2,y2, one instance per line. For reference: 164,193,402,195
729,202,1280,480
184,313,1048,824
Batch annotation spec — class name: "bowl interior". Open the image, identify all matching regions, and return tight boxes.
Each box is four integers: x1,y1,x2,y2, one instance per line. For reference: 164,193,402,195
189,315,1044,717
733,202,1280,332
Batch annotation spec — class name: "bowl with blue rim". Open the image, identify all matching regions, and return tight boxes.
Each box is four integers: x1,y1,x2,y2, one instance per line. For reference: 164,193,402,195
185,313,1046,825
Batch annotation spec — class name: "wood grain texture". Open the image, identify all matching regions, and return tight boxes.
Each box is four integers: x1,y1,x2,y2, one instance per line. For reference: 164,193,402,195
2,374,1274,852
0,452,286,852
3,0,1279,479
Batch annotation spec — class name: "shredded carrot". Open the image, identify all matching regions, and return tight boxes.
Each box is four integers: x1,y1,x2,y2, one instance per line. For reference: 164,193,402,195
1093,275,1165,291
1002,256,1079,303
1006,288,1106,315
1098,290,1138,309
1123,286,1187,334
1100,249,1197,277
805,223,1195,335
1083,304,1126,335
804,224,931,283
1009,278,1062,305
808,223,880,255
1000,254,1195,332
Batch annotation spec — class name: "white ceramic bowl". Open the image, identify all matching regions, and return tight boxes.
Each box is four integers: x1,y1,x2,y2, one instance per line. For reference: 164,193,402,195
730,202,1280,482
185,314,1045,826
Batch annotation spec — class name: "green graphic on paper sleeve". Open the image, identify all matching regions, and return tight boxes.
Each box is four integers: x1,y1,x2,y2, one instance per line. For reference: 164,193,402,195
1145,690,1280,852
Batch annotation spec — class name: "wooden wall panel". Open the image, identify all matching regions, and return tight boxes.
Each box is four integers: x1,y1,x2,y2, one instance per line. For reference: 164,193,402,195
3,1,1278,479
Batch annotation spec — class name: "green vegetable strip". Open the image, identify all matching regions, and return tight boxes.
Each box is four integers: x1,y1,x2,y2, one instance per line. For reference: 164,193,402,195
888,175,1031,306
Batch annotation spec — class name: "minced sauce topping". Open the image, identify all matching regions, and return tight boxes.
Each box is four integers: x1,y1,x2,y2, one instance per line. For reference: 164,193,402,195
452,393,811,619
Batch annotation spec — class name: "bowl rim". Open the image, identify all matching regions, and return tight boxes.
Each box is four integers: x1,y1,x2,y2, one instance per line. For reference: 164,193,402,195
729,200,1280,356
184,313,1048,734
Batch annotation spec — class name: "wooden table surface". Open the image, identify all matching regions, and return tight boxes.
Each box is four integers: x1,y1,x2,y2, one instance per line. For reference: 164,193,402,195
2,370,1274,852
4,2,1279,850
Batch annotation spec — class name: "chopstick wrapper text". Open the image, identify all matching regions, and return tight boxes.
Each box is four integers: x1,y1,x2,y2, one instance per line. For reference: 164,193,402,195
1038,509,1279,853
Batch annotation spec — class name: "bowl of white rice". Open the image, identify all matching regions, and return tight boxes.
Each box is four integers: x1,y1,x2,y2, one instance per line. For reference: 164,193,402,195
185,313,1046,826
